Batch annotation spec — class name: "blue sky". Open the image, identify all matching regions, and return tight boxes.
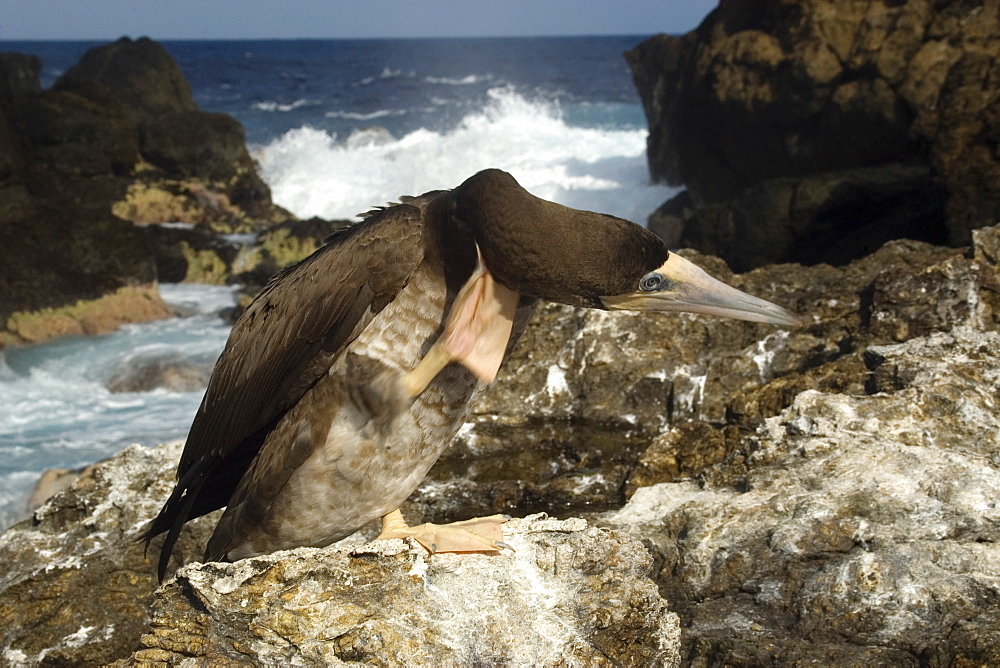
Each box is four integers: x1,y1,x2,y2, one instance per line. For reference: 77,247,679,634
0,0,717,40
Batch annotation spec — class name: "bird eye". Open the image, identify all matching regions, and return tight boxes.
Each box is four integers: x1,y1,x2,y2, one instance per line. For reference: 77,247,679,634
639,273,664,292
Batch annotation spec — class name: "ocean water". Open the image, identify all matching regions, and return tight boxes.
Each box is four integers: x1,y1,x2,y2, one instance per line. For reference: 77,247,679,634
0,37,677,528
0,285,237,528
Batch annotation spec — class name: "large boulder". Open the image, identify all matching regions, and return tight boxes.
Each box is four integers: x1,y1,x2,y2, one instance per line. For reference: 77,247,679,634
0,37,290,346
54,36,196,124
628,0,1000,270
607,326,1000,663
54,37,286,229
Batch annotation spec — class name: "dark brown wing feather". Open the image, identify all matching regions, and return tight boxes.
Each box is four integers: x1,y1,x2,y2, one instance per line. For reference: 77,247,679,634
143,201,428,578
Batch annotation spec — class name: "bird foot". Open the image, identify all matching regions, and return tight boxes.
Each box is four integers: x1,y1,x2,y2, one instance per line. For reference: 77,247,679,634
376,508,510,554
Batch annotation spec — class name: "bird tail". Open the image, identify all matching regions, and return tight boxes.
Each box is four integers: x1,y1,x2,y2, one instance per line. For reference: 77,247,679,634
137,455,220,582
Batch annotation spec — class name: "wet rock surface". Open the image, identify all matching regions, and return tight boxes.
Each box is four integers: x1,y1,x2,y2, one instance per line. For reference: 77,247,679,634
628,0,1000,270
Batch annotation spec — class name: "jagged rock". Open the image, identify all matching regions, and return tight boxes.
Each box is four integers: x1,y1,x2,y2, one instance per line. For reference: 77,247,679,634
603,326,1000,664
0,37,291,346
105,352,213,393
126,517,680,666
408,225,1000,525
0,441,679,666
627,0,1000,268
54,36,196,124
0,442,217,666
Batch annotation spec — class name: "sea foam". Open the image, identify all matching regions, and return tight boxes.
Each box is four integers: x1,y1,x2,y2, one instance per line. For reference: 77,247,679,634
0,285,236,529
257,87,676,223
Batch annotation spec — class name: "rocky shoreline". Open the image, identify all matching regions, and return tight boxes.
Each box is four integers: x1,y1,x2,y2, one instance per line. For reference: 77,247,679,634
0,38,346,346
2,1,1000,663
3,222,999,664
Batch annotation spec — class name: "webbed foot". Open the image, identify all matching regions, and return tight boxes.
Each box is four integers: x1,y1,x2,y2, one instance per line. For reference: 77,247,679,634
376,508,511,554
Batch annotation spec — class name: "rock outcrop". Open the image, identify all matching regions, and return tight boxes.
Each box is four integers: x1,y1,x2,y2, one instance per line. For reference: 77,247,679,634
129,518,679,666
54,37,282,226
628,0,999,271
0,442,217,666
0,45,168,345
0,38,290,346
414,223,996,527
0,442,679,666
3,220,999,661
606,326,1000,664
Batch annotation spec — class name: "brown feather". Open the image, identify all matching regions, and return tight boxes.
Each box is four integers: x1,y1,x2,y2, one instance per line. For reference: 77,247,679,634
143,198,432,579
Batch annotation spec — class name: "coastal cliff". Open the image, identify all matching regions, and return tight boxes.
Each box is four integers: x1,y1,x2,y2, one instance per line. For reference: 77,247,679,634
627,0,999,271
0,38,296,346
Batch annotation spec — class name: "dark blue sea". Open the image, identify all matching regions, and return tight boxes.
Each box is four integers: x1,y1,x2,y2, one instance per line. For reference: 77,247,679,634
0,37,677,527
7,37,672,221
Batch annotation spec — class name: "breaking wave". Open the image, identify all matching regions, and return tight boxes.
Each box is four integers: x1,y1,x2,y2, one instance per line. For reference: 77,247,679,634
258,87,675,223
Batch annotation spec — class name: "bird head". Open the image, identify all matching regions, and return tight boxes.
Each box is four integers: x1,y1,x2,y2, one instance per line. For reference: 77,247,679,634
450,169,801,327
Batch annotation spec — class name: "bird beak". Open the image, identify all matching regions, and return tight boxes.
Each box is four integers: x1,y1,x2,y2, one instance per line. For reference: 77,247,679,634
601,253,803,327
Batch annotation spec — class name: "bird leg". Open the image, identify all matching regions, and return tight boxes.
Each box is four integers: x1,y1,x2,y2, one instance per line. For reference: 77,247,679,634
391,250,518,553
376,508,510,554
401,250,519,398
400,340,452,398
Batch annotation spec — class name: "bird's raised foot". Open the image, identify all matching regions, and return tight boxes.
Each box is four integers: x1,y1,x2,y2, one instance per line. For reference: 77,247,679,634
376,508,510,554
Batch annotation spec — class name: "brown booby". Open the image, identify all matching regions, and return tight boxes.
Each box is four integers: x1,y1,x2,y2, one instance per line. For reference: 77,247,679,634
143,169,800,579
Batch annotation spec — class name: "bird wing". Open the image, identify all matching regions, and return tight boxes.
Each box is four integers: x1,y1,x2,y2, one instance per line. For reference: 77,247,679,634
179,203,426,478
143,200,430,580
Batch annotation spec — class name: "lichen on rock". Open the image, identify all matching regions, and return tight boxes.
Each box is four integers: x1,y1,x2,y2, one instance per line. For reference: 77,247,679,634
629,0,1000,270
129,516,680,666
0,285,172,346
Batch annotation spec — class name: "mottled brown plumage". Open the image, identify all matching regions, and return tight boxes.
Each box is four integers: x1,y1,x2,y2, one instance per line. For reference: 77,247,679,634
144,169,799,580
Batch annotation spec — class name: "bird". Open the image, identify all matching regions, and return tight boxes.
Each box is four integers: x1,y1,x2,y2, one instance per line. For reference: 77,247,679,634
143,168,801,580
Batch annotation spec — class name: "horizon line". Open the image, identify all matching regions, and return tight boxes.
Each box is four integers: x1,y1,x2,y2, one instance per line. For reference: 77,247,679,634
0,32,673,44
